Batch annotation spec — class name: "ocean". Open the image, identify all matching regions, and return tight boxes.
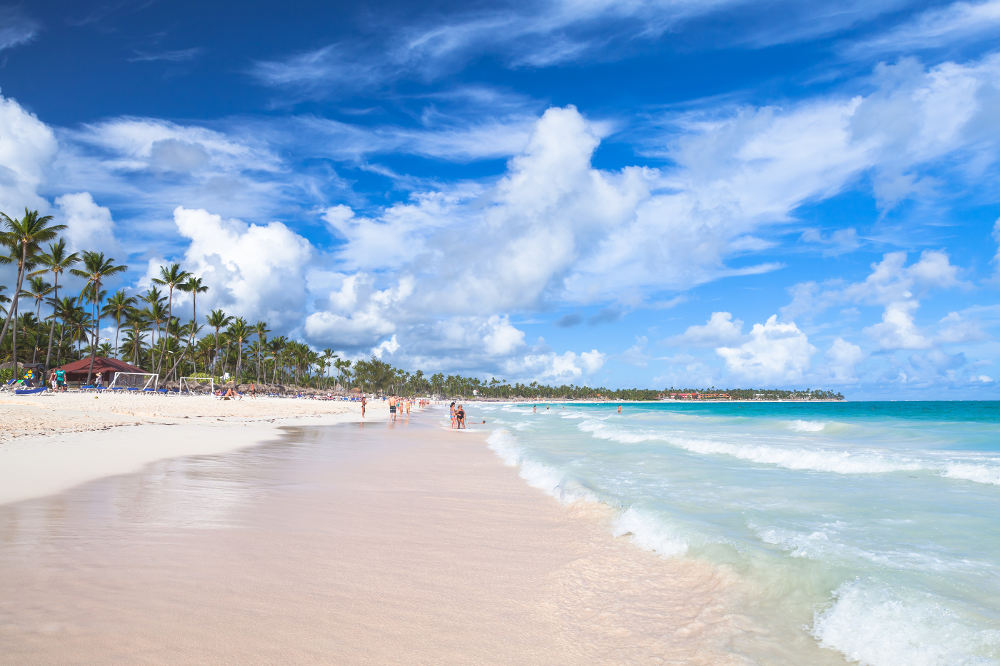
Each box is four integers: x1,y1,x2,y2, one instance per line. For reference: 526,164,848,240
476,401,1000,665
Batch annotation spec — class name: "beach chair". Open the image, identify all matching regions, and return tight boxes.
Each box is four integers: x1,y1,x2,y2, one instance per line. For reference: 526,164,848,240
15,386,47,396
156,388,168,394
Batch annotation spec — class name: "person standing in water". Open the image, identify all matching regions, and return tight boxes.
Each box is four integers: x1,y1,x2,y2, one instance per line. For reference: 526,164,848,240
389,396,397,422
449,402,457,428
618,404,622,414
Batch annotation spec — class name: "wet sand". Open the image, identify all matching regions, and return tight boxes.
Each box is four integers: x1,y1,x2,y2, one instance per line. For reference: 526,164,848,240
1,413,787,664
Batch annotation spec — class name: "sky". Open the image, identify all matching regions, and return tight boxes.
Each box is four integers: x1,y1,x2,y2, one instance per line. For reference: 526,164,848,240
1,0,1000,398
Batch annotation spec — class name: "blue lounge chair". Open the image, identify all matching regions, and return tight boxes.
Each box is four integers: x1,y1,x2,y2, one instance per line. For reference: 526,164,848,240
15,386,47,396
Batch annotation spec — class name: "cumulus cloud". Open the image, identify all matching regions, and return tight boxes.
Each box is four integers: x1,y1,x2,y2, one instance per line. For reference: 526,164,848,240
505,349,605,383
54,192,119,253
0,93,57,214
675,312,744,346
826,337,864,382
161,207,313,327
716,316,815,383
372,335,400,358
782,250,963,321
864,300,931,350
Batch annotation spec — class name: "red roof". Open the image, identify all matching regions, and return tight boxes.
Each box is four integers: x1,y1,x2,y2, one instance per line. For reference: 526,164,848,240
52,356,149,379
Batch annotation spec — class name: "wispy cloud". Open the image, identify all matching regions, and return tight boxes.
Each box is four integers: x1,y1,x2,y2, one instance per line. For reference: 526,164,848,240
250,0,925,99
128,46,205,63
249,0,746,96
845,0,1000,57
0,6,40,52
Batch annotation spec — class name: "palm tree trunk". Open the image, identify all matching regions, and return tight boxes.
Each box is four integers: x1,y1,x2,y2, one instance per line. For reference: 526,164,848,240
32,298,42,364
86,280,99,384
156,289,173,376
44,276,59,368
0,253,24,351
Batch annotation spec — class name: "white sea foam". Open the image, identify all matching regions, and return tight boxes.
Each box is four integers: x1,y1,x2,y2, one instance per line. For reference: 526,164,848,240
812,580,1000,666
486,429,595,503
753,523,982,574
942,463,1000,486
612,506,689,557
580,417,922,475
787,419,827,432
577,419,664,444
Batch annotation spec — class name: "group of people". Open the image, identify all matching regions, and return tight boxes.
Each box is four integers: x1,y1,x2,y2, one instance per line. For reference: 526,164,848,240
387,395,412,422
46,368,67,391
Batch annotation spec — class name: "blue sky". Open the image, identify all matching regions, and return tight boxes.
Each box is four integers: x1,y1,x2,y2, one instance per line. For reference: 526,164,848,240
2,0,1000,397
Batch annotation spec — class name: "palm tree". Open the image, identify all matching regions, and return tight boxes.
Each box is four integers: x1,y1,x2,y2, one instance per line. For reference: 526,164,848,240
268,336,287,384
70,251,127,382
151,263,190,376
124,309,150,367
206,309,232,376
0,285,10,316
321,348,335,385
49,295,78,366
102,290,137,358
29,239,79,368
0,209,66,368
253,320,269,382
227,317,250,382
21,276,53,363
178,275,208,346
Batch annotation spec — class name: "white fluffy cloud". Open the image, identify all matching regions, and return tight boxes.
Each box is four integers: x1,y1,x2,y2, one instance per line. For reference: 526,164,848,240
826,337,865,382
163,207,313,327
55,192,119,253
676,312,744,346
506,349,605,383
864,301,931,349
716,316,815,383
0,94,57,214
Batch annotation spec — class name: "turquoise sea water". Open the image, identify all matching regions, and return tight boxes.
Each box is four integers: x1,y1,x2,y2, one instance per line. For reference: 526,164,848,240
476,401,1000,665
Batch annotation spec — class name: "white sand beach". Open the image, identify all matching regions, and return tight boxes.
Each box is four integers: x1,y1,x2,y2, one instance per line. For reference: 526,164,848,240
0,394,382,505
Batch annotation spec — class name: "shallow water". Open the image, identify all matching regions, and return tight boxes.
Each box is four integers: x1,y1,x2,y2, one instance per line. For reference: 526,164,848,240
477,401,1000,666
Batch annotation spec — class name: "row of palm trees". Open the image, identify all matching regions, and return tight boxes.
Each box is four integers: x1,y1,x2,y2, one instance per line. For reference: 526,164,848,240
0,208,356,387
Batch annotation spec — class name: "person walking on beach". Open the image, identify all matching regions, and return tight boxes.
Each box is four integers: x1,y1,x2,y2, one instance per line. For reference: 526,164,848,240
449,401,457,428
389,396,397,422
361,396,367,418
49,369,57,391
56,368,65,391
455,404,466,429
